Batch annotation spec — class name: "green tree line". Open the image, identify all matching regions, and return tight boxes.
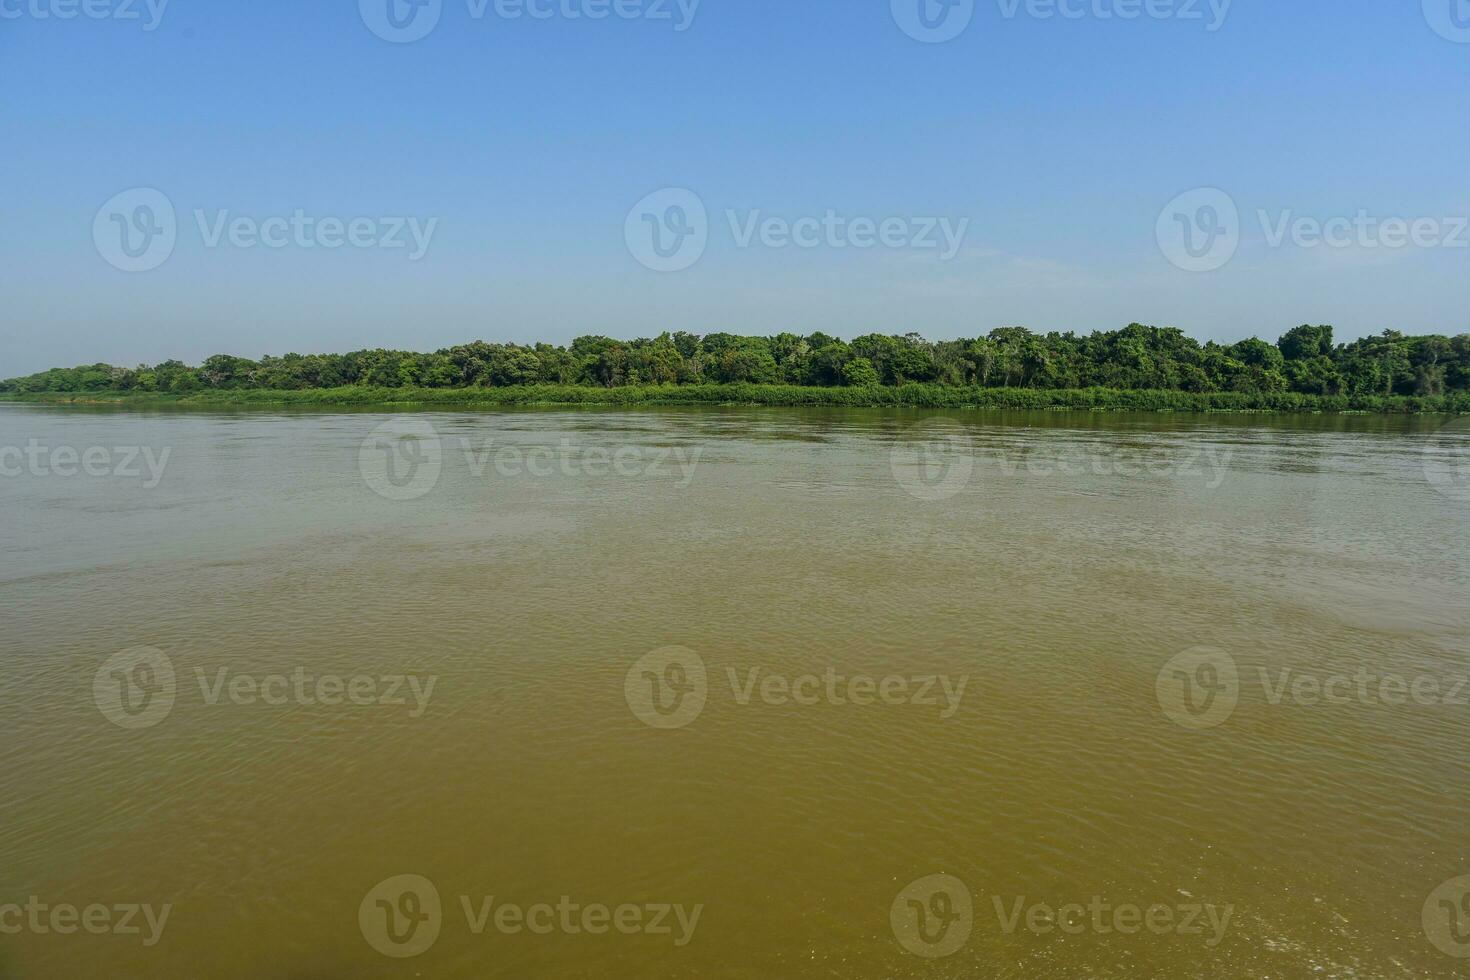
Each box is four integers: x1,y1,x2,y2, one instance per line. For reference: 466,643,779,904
6,325,1469,399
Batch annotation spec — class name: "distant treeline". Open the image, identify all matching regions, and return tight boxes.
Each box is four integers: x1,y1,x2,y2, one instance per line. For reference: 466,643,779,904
5,325,1470,400
15,383,1468,414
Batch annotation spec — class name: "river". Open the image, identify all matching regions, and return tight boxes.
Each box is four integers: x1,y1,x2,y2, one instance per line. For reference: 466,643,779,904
2,403,1468,977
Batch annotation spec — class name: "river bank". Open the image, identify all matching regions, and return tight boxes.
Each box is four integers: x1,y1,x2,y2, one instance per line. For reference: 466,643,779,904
3,384,1467,414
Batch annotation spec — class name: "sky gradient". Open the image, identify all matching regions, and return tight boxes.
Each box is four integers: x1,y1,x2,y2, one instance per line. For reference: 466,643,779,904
2,0,1468,376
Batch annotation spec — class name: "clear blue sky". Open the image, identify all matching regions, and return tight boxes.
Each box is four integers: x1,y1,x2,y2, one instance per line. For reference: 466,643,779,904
2,0,1467,375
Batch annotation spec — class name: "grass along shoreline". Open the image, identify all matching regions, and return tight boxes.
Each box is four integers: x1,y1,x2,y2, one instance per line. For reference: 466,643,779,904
3,384,1467,414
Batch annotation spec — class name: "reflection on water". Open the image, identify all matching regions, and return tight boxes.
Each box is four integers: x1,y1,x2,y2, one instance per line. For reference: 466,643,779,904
1,403,1468,978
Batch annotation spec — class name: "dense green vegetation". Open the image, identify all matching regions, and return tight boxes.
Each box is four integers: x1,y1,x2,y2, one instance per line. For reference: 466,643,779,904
5,325,1469,413
7,383,1467,413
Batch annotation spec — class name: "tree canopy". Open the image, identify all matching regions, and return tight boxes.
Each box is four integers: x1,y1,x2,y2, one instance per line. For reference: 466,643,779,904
6,325,1469,399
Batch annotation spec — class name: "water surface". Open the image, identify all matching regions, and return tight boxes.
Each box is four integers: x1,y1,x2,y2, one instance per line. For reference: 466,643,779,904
2,404,1468,978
